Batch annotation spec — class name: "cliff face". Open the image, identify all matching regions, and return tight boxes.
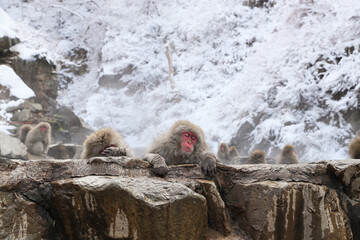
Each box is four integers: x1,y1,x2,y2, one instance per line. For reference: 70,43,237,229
0,157,359,240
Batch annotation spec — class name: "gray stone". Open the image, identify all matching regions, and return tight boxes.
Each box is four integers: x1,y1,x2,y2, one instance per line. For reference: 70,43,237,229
51,176,208,239
0,131,27,159
11,109,33,122
0,36,20,51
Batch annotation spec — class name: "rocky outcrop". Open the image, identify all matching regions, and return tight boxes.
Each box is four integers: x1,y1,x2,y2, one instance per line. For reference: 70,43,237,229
10,55,58,111
52,176,207,240
0,36,20,51
0,131,27,159
0,158,359,239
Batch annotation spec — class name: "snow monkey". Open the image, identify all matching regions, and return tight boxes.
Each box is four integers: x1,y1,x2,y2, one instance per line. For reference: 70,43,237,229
81,127,134,159
246,150,266,164
349,133,360,159
229,146,240,161
18,124,33,143
25,122,51,156
143,120,218,177
276,144,299,164
217,143,230,163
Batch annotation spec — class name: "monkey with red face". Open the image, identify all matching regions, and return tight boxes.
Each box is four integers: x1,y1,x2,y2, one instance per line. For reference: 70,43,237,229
217,143,230,163
25,122,51,156
142,120,218,177
276,144,299,164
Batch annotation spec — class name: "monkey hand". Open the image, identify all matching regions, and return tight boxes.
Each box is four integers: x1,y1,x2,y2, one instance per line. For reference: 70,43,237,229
102,147,127,157
143,153,168,177
200,153,217,177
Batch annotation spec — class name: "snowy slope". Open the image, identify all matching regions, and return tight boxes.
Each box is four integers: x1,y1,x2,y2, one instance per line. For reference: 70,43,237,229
1,0,360,161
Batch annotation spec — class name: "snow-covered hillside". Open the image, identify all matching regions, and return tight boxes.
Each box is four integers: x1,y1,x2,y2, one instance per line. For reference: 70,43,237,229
1,0,360,161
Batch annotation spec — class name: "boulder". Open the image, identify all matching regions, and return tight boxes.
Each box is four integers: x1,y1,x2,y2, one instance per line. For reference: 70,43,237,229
11,109,33,122
0,131,27,159
0,36,20,51
51,176,207,239
10,55,58,111
224,181,352,240
47,143,79,159
0,191,55,240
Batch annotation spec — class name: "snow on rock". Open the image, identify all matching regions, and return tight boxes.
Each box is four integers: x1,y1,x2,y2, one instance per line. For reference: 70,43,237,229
0,7,17,38
0,65,35,99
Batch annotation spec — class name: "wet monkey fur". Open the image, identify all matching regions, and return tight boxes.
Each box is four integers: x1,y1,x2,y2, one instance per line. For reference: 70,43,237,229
82,128,134,159
276,144,299,164
24,122,51,156
143,120,218,177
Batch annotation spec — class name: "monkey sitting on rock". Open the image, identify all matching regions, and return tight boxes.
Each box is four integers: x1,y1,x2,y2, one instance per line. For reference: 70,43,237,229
276,144,299,164
217,143,230,163
81,127,134,159
140,120,218,177
349,133,360,159
22,122,51,156
246,150,266,164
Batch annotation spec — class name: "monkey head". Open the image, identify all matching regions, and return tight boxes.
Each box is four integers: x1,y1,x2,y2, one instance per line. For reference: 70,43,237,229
283,144,297,156
180,131,198,153
229,146,239,158
38,122,51,135
219,143,229,152
40,125,47,134
168,120,206,156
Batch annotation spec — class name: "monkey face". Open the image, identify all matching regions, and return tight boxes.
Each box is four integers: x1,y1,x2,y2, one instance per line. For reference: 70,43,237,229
180,131,197,153
40,125,47,134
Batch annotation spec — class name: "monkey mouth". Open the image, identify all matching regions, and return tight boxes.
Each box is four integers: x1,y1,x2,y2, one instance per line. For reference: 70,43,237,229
183,147,192,152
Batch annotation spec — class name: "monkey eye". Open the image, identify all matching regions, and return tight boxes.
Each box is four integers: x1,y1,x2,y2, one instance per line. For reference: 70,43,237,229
184,133,189,137
191,136,196,140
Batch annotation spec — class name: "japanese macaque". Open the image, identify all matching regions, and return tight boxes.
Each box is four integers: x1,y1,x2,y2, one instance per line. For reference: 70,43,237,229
81,128,134,159
276,144,299,164
18,124,33,143
143,120,218,177
349,134,360,159
217,143,230,163
25,122,51,156
229,146,240,160
246,150,266,164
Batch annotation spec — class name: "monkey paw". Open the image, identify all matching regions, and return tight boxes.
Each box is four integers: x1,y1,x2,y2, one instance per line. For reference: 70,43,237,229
102,147,126,157
200,154,217,177
152,164,169,177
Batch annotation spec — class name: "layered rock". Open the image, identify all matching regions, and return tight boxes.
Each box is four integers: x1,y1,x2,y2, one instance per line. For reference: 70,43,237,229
0,158,359,239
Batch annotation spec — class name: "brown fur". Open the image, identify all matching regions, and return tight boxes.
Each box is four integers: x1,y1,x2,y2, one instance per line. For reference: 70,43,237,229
349,135,360,159
144,120,217,177
217,143,230,163
81,128,134,159
18,124,33,143
25,122,51,155
276,144,299,164
229,146,240,160
247,150,266,164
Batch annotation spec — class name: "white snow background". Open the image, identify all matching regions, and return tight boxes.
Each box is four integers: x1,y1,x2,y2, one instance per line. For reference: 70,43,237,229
1,0,360,161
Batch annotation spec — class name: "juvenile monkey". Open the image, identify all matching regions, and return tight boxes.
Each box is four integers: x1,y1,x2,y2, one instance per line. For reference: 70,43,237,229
349,133,360,159
217,143,230,163
229,146,240,160
142,120,218,177
18,124,33,143
81,128,134,159
276,144,299,164
246,150,266,164
25,122,51,156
